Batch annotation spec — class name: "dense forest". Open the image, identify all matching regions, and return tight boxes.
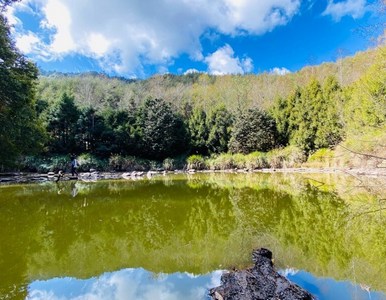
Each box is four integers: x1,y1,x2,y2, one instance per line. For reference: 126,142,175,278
1,0,385,171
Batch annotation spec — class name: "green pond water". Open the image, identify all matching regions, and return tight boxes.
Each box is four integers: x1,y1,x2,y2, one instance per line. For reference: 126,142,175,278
0,173,385,300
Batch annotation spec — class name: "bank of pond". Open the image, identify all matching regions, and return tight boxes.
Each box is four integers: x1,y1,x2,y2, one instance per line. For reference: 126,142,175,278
0,173,385,299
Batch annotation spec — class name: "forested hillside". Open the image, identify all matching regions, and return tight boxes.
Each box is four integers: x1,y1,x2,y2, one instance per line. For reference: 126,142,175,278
37,47,379,114
31,45,385,170
1,0,385,171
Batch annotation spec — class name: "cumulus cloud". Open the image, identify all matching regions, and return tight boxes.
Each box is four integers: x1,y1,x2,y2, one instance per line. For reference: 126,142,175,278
8,0,301,76
322,0,368,21
15,32,41,53
27,269,217,300
184,68,201,75
205,44,254,75
270,67,291,75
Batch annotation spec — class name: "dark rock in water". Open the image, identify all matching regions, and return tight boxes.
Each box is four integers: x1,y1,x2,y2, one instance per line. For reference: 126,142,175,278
209,248,315,300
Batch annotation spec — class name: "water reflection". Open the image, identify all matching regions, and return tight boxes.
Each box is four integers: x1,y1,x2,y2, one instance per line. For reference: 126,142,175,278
27,269,222,300
0,173,385,299
26,268,386,300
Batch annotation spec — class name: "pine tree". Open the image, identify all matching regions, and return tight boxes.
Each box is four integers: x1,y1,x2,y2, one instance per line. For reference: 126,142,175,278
188,107,209,155
229,108,277,154
45,92,80,154
206,106,233,154
137,98,188,159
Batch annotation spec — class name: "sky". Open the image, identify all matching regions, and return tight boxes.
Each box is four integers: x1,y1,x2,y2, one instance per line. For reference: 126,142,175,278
5,0,384,78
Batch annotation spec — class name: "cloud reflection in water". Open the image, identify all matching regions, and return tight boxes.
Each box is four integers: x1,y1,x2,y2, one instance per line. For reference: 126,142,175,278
27,268,222,300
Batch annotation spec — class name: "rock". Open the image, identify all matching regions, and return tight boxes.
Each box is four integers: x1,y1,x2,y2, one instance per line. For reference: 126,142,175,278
90,168,96,172
209,248,315,300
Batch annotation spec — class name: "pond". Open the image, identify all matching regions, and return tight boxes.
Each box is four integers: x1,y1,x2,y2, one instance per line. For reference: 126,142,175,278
0,173,385,300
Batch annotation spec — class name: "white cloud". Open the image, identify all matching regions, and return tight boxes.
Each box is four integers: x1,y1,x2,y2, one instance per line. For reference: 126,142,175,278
15,32,41,53
184,68,201,75
27,269,219,300
322,0,368,21
41,0,75,54
205,44,254,75
9,0,301,76
270,67,291,75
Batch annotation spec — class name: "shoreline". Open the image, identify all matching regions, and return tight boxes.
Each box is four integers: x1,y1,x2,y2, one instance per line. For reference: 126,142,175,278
0,167,385,185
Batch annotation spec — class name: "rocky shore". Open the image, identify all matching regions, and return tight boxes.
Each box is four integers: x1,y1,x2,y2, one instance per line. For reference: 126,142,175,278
0,167,385,184
209,248,315,300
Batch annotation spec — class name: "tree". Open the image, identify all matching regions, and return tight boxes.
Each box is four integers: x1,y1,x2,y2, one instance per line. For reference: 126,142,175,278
206,106,233,154
229,108,278,154
314,76,343,148
100,108,138,156
45,92,80,154
270,95,291,146
188,107,209,155
137,98,188,160
77,107,106,154
0,13,44,167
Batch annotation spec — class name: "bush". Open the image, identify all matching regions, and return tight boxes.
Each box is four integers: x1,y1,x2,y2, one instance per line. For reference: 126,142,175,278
77,153,107,172
108,155,150,171
245,152,268,170
187,155,207,170
266,146,306,168
307,148,335,167
232,153,246,169
19,155,69,173
207,154,235,170
163,156,187,171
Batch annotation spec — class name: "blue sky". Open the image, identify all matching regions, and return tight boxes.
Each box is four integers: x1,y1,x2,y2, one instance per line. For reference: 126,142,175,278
5,0,384,78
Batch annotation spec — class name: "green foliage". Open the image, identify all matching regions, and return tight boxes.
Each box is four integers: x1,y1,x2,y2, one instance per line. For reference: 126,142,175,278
0,14,44,168
19,155,68,173
207,154,235,170
162,155,187,171
206,106,233,154
77,107,106,155
307,148,335,167
137,98,188,160
77,153,107,172
343,47,386,132
272,77,344,155
45,92,80,154
314,76,344,148
188,107,209,154
270,96,291,146
100,108,137,157
108,155,150,171
266,146,306,168
229,108,278,154
245,152,269,170
186,155,206,170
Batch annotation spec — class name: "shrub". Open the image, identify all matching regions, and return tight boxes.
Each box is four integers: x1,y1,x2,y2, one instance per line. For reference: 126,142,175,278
163,156,187,171
207,154,235,170
19,155,69,173
187,155,207,170
307,148,335,167
266,146,306,168
108,155,150,171
77,153,107,172
245,152,268,170
232,153,246,169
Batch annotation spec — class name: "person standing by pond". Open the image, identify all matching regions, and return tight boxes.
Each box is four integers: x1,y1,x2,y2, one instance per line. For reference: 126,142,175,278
71,156,79,177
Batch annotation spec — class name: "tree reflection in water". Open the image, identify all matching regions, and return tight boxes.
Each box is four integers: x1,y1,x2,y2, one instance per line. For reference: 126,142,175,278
0,173,385,299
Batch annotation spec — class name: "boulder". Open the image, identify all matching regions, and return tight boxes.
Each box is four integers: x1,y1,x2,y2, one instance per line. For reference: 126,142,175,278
209,248,314,300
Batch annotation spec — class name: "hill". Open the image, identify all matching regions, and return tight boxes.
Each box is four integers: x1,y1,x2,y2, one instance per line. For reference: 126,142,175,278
37,46,381,114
